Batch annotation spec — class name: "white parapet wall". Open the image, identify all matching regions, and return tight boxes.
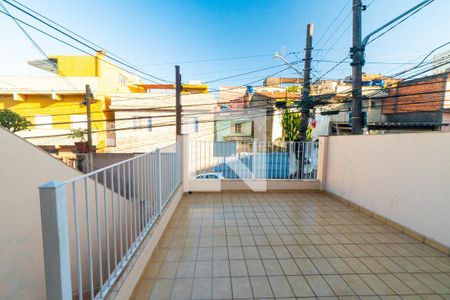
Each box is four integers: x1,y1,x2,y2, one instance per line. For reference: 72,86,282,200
324,132,450,248
0,128,83,300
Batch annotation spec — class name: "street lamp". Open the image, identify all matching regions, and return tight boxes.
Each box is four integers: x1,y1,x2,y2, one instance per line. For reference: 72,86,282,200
273,52,303,77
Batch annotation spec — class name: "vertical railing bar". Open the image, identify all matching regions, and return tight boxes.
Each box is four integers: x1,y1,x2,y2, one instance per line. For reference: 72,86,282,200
196,141,198,177
83,177,94,300
173,145,176,193
151,153,155,221
310,142,313,179
139,157,145,240
282,142,285,179
145,154,149,228
137,157,142,238
306,142,309,180
170,148,173,195
156,148,162,213
133,160,137,244
178,143,180,185
135,156,142,239
117,165,123,267
72,182,83,300
148,152,156,223
141,158,145,235
111,167,117,274
209,141,212,174
272,141,275,179
294,142,297,179
301,142,305,180
139,156,147,231
103,170,111,287
243,142,245,179
265,142,277,178
127,160,133,250
238,142,241,179
94,173,103,295
123,162,128,258
276,141,279,179
144,154,148,230
134,158,143,240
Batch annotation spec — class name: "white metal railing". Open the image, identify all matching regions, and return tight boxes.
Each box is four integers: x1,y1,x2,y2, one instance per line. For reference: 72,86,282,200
38,143,180,300
191,140,318,180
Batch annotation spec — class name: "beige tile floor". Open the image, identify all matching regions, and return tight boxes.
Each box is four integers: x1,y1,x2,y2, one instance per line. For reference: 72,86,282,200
132,191,450,300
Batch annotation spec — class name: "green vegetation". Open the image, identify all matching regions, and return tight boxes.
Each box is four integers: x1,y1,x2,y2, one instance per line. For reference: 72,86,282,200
281,108,301,141
0,109,31,132
69,128,88,142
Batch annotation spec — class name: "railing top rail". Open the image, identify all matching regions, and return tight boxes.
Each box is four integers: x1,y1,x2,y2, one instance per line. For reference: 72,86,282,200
63,151,151,185
63,142,180,185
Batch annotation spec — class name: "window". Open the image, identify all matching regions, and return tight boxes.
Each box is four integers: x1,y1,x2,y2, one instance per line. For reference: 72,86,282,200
147,117,153,132
34,115,52,129
131,117,139,131
70,115,87,129
118,74,127,86
195,118,199,132
191,117,199,133
234,123,242,134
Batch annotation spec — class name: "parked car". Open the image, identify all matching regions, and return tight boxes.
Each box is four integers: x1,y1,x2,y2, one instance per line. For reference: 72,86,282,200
194,172,224,179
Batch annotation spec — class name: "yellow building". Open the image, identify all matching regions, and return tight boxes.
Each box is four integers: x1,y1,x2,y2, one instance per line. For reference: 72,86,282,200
0,51,147,153
0,51,210,157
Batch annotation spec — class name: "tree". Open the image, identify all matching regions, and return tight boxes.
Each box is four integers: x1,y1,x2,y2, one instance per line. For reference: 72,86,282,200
0,109,31,132
281,108,301,142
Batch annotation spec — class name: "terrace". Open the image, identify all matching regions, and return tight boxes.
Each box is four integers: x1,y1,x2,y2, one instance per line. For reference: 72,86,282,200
36,133,450,300
132,191,450,299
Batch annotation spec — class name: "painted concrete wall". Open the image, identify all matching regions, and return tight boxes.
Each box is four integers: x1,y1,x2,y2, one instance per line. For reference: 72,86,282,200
324,132,450,248
0,128,82,300
108,93,215,153
0,128,148,299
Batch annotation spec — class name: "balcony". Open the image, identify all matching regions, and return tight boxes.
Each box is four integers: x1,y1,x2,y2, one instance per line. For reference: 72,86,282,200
35,133,450,299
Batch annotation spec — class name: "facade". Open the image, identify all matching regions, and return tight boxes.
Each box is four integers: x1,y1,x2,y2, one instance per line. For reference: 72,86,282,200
0,52,216,156
0,51,145,154
215,86,253,142
312,72,450,138
215,86,301,143
108,87,215,152
379,72,450,132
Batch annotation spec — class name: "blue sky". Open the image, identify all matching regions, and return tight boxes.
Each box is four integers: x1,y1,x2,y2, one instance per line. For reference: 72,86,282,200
0,0,449,89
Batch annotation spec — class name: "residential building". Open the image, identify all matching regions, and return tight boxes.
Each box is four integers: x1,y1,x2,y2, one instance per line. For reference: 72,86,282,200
215,86,253,142
0,52,217,158
216,85,303,143
378,72,450,132
0,51,146,155
312,73,450,138
107,84,216,152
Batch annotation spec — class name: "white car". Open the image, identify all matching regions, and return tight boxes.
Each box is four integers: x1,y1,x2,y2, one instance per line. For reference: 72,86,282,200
194,172,224,179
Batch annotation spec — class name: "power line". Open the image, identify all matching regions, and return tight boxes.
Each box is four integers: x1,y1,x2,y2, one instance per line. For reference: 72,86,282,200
0,2,78,91
204,63,288,84
23,108,280,140
0,0,170,83
137,53,276,67
315,0,351,49
313,55,349,83
21,85,450,132
5,0,150,77
367,0,435,46
390,41,450,77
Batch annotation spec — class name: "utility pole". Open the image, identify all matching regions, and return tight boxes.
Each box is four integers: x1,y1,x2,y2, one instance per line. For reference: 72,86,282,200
351,0,363,134
349,0,433,135
84,84,93,171
299,22,314,141
175,65,182,136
